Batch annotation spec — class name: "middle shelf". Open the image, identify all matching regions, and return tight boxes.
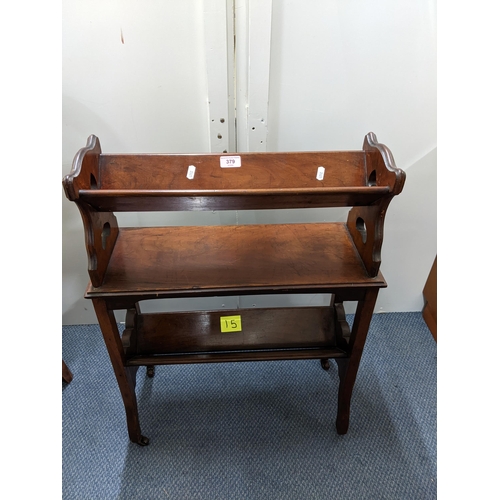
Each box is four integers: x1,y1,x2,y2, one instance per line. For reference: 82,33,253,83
86,222,386,299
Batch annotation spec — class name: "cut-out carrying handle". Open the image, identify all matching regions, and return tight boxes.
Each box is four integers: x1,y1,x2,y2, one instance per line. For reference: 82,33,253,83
346,133,406,277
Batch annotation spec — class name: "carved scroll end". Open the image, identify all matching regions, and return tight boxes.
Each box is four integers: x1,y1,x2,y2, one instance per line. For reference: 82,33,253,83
62,135,102,201
363,132,406,195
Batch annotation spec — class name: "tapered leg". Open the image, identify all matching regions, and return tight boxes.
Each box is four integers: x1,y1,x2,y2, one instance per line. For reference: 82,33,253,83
92,298,149,446
334,288,379,434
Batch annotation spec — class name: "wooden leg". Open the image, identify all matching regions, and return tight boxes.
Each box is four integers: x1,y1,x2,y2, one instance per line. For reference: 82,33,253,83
62,360,73,384
334,288,379,435
92,298,149,446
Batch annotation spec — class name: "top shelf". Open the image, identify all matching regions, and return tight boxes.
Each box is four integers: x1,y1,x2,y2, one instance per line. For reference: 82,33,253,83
63,133,405,212
98,151,367,191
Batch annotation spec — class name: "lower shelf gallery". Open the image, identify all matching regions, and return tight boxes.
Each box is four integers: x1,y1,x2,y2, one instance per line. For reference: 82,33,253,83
122,306,349,366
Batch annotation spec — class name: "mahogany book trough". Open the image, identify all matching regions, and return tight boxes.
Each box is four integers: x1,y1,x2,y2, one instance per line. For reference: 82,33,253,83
63,132,405,445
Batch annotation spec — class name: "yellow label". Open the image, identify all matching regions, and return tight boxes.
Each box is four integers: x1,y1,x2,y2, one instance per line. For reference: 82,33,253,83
220,315,242,332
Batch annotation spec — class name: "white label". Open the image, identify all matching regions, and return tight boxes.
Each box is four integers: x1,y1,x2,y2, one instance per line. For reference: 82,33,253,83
220,156,241,168
186,165,196,179
316,166,325,181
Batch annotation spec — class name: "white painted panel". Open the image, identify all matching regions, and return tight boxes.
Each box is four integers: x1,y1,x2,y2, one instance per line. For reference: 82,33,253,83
234,0,250,151
377,148,437,312
234,0,272,151
62,1,211,155
247,0,272,151
203,0,232,152
267,0,436,160
265,0,437,312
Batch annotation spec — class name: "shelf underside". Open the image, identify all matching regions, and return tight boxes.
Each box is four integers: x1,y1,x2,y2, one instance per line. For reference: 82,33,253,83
86,222,386,298
79,187,390,211
125,306,347,366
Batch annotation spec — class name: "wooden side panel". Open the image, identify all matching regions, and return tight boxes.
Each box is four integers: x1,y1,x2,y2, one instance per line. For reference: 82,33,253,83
346,202,387,277
63,135,119,287
76,205,119,288
346,133,406,277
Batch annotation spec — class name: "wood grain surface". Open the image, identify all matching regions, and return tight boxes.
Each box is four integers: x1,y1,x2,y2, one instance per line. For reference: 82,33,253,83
85,223,385,296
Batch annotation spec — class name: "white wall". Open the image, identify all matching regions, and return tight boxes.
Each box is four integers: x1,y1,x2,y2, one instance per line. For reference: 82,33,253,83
62,0,436,324
265,0,437,313
62,0,226,324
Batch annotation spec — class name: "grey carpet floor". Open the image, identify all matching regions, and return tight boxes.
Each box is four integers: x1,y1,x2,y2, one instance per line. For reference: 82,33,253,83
62,312,436,499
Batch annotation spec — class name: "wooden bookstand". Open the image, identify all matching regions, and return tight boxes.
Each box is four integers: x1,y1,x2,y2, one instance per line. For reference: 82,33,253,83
63,132,405,446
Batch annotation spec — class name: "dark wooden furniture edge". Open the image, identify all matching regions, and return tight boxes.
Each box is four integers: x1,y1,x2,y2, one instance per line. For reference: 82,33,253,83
62,360,73,384
84,281,386,310
422,256,437,341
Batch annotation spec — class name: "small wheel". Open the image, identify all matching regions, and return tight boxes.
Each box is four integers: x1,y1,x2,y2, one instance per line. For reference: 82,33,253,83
138,435,150,446
320,358,330,371
146,365,155,378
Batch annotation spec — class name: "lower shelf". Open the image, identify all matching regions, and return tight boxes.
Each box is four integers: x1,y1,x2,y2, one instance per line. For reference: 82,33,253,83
124,306,348,366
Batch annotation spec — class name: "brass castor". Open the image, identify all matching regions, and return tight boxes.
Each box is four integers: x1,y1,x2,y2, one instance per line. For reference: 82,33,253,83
146,365,155,378
320,358,330,371
138,435,150,446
